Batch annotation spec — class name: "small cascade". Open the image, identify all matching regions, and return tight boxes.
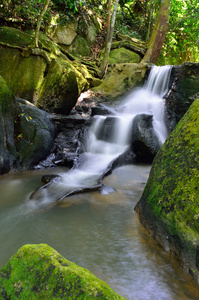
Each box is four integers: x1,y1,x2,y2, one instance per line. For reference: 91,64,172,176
29,65,172,208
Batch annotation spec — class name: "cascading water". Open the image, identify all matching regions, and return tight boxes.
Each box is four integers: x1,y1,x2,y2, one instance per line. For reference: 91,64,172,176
29,65,172,208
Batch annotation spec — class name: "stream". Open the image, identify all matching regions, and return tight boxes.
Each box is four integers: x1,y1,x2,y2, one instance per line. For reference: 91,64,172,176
0,166,199,299
0,65,199,299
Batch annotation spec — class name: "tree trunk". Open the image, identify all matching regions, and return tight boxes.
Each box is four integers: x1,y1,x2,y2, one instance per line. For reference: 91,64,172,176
141,0,170,63
99,0,119,79
105,0,112,48
35,0,50,48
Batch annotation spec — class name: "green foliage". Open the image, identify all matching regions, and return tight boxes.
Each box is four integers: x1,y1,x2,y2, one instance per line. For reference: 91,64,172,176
158,0,199,65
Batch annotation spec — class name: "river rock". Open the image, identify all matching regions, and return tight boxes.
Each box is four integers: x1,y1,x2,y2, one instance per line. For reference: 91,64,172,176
0,76,17,174
135,98,199,284
41,174,62,184
165,62,199,132
15,99,55,169
0,244,125,299
93,63,147,98
131,114,161,163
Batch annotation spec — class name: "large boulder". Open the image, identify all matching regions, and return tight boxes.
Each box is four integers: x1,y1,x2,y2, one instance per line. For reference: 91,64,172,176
0,244,125,299
135,99,199,284
15,99,55,169
0,26,90,115
131,114,161,163
0,76,17,174
47,19,78,46
165,62,199,132
93,63,147,98
109,47,141,64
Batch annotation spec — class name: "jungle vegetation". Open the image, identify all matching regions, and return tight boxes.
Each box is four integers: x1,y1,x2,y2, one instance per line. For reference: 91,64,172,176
0,0,198,67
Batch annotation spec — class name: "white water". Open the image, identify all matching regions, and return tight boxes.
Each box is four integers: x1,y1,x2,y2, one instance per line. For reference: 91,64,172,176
29,65,172,208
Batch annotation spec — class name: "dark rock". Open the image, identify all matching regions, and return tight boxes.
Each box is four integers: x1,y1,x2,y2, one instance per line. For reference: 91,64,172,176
41,174,62,184
15,100,55,170
131,114,161,163
0,76,17,174
165,62,199,132
91,103,116,116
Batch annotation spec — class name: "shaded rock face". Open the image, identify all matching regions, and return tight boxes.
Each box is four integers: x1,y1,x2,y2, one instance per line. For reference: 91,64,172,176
135,99,199,284
47,114,91,169
0,27,89,115
0,76,17,174
15,99,55,169
165,62,199,132
131,114,161,163
0,244,125,299
0,75,55,174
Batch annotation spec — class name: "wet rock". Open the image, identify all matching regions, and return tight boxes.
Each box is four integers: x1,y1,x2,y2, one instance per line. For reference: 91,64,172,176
99,185,116,195
135,98,199,284
41,174,62,184
131,114,161,163
0,244,125,299
93,63,147,98
91,103,116,116
15,99,55,170
165,62,199,132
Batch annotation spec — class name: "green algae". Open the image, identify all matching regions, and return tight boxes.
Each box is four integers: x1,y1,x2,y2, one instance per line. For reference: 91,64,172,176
138,98,199,244
0,244,126,300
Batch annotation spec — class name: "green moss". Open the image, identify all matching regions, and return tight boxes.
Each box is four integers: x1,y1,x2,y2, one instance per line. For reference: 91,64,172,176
0,76,15,113
0,26,34,47
109,48,140,64
0,244,126,300
37,58,87,114
139,99,199,244
67,35,91,57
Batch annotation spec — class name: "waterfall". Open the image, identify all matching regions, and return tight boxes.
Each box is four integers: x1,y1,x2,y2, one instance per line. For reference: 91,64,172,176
29,65,172,207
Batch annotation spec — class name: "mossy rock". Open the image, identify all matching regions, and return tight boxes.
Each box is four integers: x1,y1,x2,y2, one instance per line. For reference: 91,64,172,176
0,244,126,300
0,26,34,47
109,47,140,64
66,35,91,57
37,58,88,114
135,99,199,283
48,19,78,46
0,76,17,174
0,26,90,114
0,47,47,101
93,63,147,98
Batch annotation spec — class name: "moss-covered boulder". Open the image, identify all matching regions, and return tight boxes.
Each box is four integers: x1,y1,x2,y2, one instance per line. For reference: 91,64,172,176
0,26,90,115
37,58,87,114
48,19,78,46
66,35,91,57
0,244,126,300
0,76,17,174
109,47,140,64
135,98,199,283
93,63,147,98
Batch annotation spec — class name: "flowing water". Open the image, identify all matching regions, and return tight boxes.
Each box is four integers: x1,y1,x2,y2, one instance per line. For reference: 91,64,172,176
1,65,199,298
0,166,199,300
30,65,171,206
